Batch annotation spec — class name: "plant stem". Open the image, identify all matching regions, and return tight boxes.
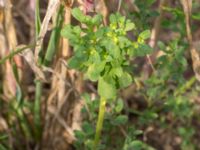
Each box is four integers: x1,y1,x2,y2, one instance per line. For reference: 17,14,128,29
93,97,106,150
34,0,42,141
34,80,42,140
35,0,41,38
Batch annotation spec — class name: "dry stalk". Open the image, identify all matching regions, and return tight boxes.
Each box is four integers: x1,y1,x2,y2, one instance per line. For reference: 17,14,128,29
181,0,200,81
43,1,84,148
0,116,8,132
0,0,22,98
19,46,46,80
34,0,60,62
58,4,71,103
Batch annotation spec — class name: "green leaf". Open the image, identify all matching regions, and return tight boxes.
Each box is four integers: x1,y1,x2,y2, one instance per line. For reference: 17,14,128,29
74,46,87,57
110,67,123,77
192,13,200,20
115,99,124,113
119,36,132,48
68,56,81,69
74,130,85,142
112,115,128,125
109,14,117,24
124,140,155,150
98,77,117,99
147,0,156,5
86,62,105,81
82,122,94,136
92,14,103,25
0,135,8,141
88,49,101,63
139,30,151,40
128,140,144,150
118,72,132,88
157,41,166,50
61,25,78,42
72,8,86,22
118,14,126,24
101,38,121,59
73,26,82,35
82,93,91,104
95,27,106,38
134,44,153,56
125,21,135,31
0,144,7,150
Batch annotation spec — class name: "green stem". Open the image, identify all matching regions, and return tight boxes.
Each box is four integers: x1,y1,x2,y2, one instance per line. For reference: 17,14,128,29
34,80,42,140
34,0,42,141
93,97,106,150
35,0,41,38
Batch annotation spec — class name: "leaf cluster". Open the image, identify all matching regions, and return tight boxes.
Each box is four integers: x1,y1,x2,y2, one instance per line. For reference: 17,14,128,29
61,8,152,99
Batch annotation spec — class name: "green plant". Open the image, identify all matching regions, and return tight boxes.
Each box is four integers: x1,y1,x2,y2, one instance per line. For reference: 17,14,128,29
178,127,195,150
61,8,152,149
74,93,154,150
1,1,200,150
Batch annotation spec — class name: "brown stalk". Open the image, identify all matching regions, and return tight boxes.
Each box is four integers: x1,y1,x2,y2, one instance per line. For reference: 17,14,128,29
57,4,71,103
43,1,84,149
181,0,200,81
0,0,22,98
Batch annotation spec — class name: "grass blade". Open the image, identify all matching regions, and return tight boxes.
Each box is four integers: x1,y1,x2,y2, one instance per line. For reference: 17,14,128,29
43,5,64,66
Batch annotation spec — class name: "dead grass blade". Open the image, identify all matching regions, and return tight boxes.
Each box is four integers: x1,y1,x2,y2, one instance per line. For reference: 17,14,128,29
34,0,60,62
